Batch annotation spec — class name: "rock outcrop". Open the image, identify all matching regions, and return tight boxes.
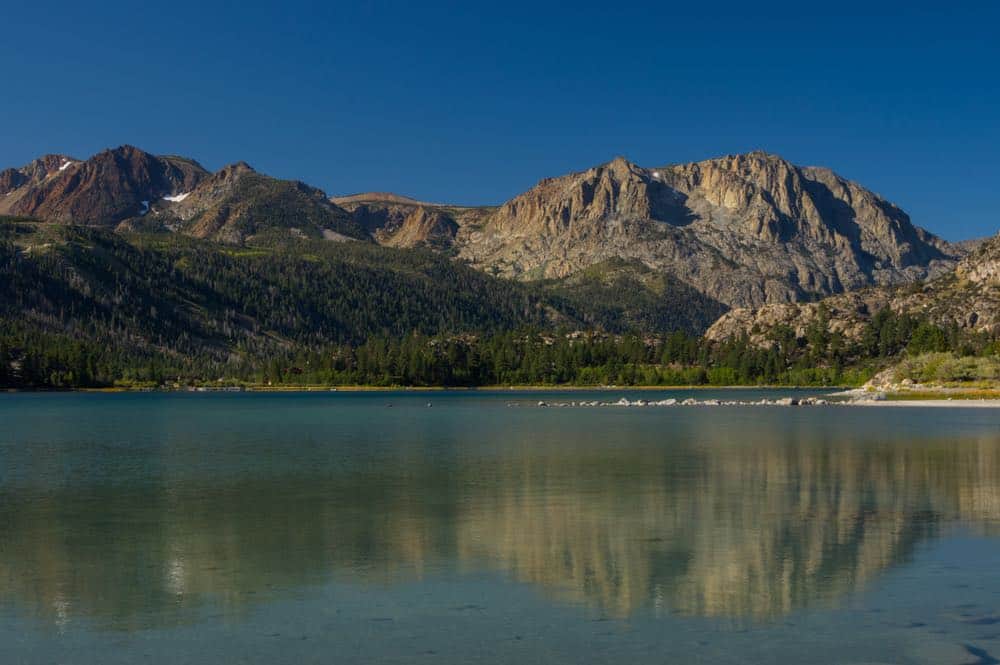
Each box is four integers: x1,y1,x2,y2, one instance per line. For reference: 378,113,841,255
956,232,1000,285
707,230,1000,344
332,194,471,248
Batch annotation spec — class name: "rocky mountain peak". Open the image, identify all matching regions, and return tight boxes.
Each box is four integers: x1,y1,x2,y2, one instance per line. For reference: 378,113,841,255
0,154,78,197
458,151,958,308
104,144,144,159
26,153,78,177
0,146,208,224
605,155,644,179
166,162,366,245
484,155,665,243
219,161,256,176
181,162,257,198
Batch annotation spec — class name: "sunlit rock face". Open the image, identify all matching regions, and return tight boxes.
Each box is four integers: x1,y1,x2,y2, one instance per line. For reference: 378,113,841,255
455,152,957,308
329,151,958,309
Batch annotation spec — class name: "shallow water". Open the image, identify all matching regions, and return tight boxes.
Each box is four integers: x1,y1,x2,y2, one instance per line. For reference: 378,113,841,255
1,390,1000,664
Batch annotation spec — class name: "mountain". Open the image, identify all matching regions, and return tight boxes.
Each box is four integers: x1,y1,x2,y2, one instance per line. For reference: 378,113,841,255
0,147,368,245
159,162,367,243
0,146,207,225
706,230,1000,345
452,152,958,309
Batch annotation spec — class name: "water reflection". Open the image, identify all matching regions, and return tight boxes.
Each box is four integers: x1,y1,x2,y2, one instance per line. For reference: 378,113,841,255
1,400,999,630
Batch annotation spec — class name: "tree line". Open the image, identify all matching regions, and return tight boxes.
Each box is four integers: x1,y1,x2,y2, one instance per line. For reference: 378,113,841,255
4,309,994,390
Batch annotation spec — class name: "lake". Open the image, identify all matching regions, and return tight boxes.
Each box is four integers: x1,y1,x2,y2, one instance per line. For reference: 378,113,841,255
1,390,999,664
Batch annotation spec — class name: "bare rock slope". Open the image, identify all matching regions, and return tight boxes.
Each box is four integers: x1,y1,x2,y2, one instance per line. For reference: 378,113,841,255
706,231,1000,344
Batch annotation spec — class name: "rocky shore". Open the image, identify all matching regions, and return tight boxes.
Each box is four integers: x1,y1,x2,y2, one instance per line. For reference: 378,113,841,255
526,393,1000,408
528,396,830,408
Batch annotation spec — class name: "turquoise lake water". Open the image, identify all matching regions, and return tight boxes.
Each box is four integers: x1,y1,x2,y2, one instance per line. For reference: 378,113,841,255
2,390,1000,664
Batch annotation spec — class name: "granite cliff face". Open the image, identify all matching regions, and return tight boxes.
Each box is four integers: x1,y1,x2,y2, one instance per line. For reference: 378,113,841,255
706,231,1000,344
0,146,207,225
455,152,957,308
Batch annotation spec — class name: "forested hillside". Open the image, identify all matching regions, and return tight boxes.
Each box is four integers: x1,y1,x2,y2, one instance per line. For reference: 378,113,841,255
0,219,724,388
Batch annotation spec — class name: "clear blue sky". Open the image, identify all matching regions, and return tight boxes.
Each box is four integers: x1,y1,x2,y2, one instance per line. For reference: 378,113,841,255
3,1,997,240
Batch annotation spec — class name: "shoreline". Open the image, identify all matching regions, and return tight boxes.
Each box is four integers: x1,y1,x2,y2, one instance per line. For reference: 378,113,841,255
10,384,851,395
4,385,1000,407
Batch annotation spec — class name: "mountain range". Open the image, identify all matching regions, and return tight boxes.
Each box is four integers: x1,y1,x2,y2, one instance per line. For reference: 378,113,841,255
1,145,963,311
338,151,963,309
2,144,995,388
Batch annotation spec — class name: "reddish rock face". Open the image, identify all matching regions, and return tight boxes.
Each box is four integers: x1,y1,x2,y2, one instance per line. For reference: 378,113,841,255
1,154,76,198
0,146,208,225
0,149,365,245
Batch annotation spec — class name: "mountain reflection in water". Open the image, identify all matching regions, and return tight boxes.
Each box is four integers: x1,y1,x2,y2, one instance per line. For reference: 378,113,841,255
1,394,999,631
